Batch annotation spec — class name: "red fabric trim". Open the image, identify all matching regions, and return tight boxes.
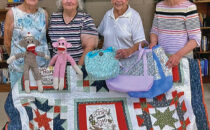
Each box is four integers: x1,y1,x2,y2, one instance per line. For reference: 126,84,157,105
181,101,187,112
133,103,141,109
22,103,30,107
140,98,146,103
78,102,129,130
78,104,87,130
54,106,60,113
5,123,8,130
22,76,67,90
197,60,210,128
115,102,129,130
83,80,90,87
156,94,165,101
136,115,144,126
172,65,180,82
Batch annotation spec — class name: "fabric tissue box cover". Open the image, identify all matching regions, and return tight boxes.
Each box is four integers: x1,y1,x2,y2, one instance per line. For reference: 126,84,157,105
85,47,120,80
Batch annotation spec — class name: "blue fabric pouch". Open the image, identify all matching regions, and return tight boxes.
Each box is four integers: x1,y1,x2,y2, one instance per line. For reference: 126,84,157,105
128,45,173,98
85,47,120,80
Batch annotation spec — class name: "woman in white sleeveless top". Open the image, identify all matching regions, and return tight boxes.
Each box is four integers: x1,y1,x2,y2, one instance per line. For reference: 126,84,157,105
4,0,50,87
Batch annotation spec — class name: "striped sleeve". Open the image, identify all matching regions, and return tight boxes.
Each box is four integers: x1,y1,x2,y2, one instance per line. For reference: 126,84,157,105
185,4,201,46
150,13,158,35
81,13,98,36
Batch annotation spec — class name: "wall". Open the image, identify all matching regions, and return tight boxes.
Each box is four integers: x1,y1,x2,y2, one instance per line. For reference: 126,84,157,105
39,0,155,41
0,1,7,9
84,0,155,41
1,0,155,41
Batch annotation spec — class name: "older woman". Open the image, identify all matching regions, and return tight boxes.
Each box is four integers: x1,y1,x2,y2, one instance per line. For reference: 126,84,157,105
4,0,50,87
98,0,146,59
149,0,201,68
48,0,98,65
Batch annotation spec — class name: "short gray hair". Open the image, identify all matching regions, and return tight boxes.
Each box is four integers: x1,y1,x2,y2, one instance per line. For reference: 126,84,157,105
56,0,84,11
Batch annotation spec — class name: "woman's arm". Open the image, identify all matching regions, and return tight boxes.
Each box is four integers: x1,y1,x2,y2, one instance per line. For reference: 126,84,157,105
166,4,201,68
166,40,197,68
79,13,98,65
4,9,14,55
44,9,49,30
115,42,147,59
149,12,158,49
149,33,158,49
78,34,98,65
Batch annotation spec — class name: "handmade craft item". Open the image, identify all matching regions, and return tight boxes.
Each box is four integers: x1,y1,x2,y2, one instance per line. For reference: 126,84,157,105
49,37,83,90
7,33,50,93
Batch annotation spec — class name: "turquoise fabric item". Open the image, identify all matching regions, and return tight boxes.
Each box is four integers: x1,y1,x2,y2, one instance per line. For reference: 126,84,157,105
9,7,50,86
85,47,120,80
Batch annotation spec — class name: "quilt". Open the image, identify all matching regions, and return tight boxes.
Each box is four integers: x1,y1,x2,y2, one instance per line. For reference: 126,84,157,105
3,58,210,130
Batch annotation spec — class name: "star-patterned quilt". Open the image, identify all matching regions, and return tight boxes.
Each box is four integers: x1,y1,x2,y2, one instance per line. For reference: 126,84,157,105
3,58,210,130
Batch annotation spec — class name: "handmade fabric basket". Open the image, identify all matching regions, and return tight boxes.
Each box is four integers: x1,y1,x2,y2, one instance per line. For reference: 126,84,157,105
128,45,173,98
85,47,120,80
106,45,154,92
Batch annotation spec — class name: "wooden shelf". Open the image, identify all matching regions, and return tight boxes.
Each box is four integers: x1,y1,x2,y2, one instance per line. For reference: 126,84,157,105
0,9,8,12
0,9,10,92
202,76,210,83
7,2,22,4
0,60,7,63
194,0,210,4
194,0,210,83
0,83,10,92
0,37,3,45
0,61,8,68
195,51,210,54
201,27,210,30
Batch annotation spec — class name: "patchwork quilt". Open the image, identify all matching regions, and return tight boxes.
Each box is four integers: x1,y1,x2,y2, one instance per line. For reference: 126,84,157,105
3,58,210,130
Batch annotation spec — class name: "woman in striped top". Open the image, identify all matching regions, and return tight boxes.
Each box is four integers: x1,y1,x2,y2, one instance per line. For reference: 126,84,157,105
149,0,201,68
48,0,98,65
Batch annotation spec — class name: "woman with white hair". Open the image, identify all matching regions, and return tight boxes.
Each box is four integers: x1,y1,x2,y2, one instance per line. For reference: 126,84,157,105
98,0,146,59
48,0,98,65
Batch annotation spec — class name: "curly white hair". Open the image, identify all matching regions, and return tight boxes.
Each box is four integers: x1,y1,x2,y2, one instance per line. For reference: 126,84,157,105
56,0,84,10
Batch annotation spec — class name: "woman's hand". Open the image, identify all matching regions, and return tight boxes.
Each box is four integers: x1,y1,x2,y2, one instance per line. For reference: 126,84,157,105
166,54,182,68
149,42,157,49
115,48,133,59
115,42,146,59
78,60,84,66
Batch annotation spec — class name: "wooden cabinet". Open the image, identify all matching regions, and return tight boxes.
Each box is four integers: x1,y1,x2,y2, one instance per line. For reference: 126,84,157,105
193,0,210,83
0,9,7,21
0,9,10,92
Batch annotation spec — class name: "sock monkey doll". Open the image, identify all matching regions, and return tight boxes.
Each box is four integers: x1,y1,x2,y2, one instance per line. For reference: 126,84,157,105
7,33,50,93
49,37,83,90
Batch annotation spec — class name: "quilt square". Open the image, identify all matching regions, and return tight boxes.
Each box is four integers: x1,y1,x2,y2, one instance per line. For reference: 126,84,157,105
74,98,132,130
20,98,68,130
134,91,193,130
76,66,109,93
173,59,187,87
22,76,68,90
20,67,70,93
